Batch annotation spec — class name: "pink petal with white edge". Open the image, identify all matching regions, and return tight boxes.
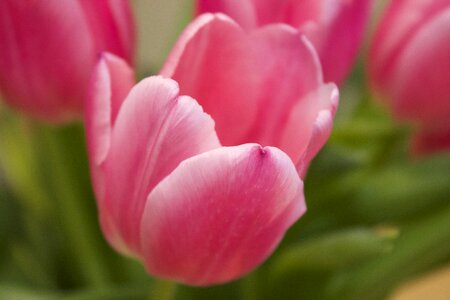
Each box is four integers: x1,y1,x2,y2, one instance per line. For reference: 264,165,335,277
102,76,220,255
86,53,135,227
86,53,134,169
140,144,305,286
161,13,323,157
279,83,339,176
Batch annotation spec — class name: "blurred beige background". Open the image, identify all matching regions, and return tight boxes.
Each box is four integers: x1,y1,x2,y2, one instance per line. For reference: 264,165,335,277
133,0,193,75
132,1,450,299
390,264,450,300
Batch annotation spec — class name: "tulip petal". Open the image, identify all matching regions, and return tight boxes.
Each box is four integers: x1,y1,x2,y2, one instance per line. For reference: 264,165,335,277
78,0,135,62
161,13,323,160
249,0,373,83
279,83,339,175
86,53,135,168
251,0,322,26
102,76,220,255
197,0,373,84
197,0,257,29
198,0,322,28
314,0,373,84
140,144,305,285
85,53,134,222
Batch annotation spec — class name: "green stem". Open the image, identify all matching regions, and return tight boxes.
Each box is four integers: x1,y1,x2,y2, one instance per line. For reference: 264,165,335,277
40,124,110,287
148,279,177,300
240,272,259,300
0,284,149,300
0,116,51,219
0,115,60,287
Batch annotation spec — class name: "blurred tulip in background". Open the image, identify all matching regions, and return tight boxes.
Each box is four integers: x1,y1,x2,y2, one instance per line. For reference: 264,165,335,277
197,0,373,84
0,0,135,122
369,0,450,155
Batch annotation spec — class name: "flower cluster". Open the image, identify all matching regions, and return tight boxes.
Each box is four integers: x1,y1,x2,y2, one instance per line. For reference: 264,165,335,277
0,0,448,287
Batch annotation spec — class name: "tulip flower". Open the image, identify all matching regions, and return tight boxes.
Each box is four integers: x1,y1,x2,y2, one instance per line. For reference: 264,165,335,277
197,0,373,84
87,14,338,286
369,0,450,155
0,0,134,122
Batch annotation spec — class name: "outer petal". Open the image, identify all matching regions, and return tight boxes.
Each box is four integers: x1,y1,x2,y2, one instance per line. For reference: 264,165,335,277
102,76,220,255
86,53,134,203
312,0,373,84
161,14,324,165
279,84,339,175
78,0,135,63
140,144,305,286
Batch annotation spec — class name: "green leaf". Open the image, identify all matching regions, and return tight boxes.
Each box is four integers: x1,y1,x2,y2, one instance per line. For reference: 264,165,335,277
351,154,450,222
271,227,396,277
326,205,450,300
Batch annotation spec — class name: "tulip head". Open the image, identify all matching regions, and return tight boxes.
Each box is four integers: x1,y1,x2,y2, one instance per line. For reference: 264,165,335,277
87,54,306,286
0,0,134,122
197,0,373,84
87,14,338,286
369,0,450,155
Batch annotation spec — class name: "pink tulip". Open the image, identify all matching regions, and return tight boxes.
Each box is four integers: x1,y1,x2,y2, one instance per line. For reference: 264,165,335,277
197,0,373,84
87,14,338,285
0,0,134,122
369,0,450,155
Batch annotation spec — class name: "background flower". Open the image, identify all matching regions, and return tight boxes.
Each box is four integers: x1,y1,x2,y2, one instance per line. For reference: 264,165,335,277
0,0,135,122
369,0,450,155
